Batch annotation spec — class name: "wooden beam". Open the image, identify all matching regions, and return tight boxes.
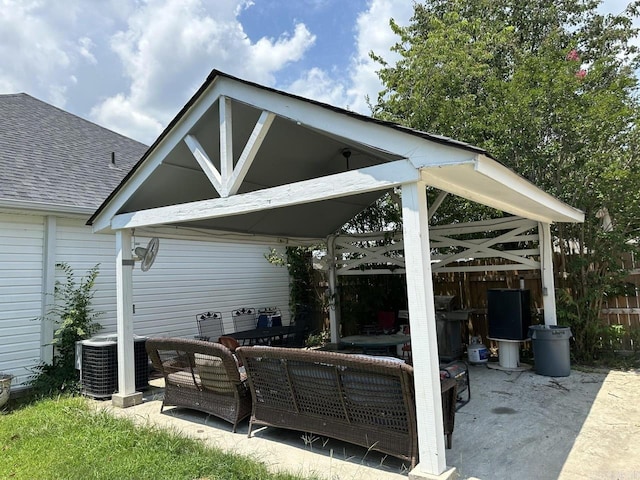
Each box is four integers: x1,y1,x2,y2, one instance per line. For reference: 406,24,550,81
111,159,419,230
430,217,536,235
427,191,448,220
430,225,539,267
220,96,233,185
401,182,448,475
184,135,223,195
226,111,275,195
432,263,539,273
474,157,584,223
112,229,141,407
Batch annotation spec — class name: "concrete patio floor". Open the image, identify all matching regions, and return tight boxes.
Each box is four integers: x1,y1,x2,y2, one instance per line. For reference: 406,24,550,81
95,363,640,480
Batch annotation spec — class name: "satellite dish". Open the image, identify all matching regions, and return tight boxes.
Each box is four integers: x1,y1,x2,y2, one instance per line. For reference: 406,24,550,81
133,237,159,272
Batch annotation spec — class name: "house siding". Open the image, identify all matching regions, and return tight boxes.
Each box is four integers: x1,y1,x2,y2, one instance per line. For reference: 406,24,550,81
1,214,290,388
0,213,45,386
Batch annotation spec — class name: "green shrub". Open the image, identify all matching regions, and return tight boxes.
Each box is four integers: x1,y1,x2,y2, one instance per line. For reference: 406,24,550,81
29,263,103,396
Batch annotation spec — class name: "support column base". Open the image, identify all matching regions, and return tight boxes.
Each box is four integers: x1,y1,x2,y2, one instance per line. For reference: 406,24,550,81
409,465,458,480
111,391,143,408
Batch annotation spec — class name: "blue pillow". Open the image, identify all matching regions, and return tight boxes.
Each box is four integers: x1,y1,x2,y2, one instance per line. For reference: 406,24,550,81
256,314,270,328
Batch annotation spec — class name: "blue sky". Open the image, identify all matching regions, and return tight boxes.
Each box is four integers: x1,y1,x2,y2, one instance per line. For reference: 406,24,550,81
0,0,634,145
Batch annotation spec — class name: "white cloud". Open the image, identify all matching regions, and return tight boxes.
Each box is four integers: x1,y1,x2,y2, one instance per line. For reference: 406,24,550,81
346,0,413,113
90,94,164,146
287,67,349,107
90,0,316,143
78,37,97,65
283,0,412,116
0,0,71,106
249,24,316,81
0,0,130,108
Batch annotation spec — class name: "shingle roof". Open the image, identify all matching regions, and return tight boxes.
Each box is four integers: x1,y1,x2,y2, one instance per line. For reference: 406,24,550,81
0,93,148,210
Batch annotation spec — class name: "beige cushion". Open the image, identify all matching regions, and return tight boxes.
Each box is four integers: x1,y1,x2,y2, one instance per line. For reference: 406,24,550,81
194,353,235,393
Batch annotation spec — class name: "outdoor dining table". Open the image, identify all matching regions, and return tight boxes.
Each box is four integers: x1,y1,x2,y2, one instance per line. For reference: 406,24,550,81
229,325,292,346
339,333,411,355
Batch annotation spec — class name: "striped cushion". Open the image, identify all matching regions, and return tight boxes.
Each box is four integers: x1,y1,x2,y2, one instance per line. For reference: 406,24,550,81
194,353,235,393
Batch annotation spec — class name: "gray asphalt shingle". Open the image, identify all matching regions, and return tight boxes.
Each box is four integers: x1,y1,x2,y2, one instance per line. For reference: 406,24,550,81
0,93,148,210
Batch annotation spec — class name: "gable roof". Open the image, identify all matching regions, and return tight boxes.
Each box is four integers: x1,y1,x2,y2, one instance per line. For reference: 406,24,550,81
0,93,148,213
88,70,493,226
88,70,583,241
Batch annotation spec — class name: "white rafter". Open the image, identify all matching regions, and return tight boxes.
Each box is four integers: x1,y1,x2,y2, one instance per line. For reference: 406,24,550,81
226,110,275,195
219,96,233,188
184,135,223,195
428,191,448,220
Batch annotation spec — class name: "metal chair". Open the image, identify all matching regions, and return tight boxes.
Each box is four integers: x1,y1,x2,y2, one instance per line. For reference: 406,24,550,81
257,306,280,316
232,307,257,332
195,311,223,341
256,306,282,328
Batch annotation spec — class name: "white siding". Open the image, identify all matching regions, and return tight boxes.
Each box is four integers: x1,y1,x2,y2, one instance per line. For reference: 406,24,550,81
55,219,291,338
1,215,290,388
130,237,290,337
55,219,120,338
0,213,44,385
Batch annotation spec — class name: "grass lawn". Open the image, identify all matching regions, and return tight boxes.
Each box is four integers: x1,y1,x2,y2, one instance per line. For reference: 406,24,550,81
0,396,315,480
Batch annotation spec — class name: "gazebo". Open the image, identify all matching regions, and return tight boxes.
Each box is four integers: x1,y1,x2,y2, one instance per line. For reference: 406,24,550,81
88,70,584,478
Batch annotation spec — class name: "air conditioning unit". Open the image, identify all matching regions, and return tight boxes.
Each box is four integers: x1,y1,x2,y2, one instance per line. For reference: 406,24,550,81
79,334,149,399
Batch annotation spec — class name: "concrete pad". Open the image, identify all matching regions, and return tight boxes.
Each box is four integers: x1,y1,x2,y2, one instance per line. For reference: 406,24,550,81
95,379,410,480
448,364,640,480
93,365,640,480
409,464,458,479
111,391,143,408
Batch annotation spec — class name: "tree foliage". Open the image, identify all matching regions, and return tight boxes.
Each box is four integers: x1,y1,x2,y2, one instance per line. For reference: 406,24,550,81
372,0,640,360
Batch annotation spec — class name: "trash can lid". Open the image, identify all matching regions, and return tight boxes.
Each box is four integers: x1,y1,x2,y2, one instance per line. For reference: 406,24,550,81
528,325,572,339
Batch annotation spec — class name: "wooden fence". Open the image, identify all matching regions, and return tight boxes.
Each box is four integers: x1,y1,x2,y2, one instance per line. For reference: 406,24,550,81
432,262,640,351
336,262,639,350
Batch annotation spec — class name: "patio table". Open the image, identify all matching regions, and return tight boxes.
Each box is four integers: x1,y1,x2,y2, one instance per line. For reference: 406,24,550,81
339,333,411,355
229,325,292,346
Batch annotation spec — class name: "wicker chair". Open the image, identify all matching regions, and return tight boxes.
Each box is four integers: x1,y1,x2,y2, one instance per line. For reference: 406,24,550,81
195,311,224,342
236,346,456,467
145,337,251,432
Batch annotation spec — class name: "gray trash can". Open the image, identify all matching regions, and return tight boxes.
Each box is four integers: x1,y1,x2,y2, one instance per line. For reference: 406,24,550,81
529,325,572,377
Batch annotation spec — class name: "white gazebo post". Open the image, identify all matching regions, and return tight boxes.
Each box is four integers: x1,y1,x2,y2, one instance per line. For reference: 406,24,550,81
402,182,455,479
327,235,340,343
538,222,558,326
112,229,142,408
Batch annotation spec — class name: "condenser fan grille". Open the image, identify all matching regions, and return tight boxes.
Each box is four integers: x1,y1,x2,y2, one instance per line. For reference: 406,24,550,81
79,336,150,399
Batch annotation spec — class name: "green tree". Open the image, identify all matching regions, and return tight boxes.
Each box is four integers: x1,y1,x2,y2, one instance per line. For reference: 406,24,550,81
372,0,640,360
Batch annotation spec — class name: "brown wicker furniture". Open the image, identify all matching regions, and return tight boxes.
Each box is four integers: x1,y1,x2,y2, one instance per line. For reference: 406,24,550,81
236,346,456,467
145,337,251,432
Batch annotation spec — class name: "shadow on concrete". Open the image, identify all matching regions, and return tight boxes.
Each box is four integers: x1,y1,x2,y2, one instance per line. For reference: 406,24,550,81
449,364,640,480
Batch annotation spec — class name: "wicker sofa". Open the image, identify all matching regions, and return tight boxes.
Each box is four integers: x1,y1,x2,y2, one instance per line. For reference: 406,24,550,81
235,346,456,468
145,337,252,432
